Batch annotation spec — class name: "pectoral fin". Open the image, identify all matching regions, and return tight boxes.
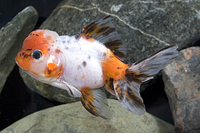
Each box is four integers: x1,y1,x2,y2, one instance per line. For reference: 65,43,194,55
51,80,82,97
80,87,112,119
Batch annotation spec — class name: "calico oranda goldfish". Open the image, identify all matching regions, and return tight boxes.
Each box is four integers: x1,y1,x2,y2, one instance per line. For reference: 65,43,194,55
15,16,178,119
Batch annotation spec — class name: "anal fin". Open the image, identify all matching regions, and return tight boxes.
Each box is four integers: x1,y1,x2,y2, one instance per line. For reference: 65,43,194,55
80,87,112,119
113,79,146,115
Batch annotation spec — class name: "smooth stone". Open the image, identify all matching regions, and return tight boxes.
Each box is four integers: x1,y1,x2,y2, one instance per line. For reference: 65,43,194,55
1,99,175,133
0,6,38,94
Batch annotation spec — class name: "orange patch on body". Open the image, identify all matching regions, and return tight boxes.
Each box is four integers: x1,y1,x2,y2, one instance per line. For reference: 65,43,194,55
55,48,60,53
81,74,86,78
44,63,63,78
80,86,91,93
102,52,128,81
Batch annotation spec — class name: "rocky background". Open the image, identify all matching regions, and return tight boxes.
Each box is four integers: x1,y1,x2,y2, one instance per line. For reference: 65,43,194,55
0,0,200,133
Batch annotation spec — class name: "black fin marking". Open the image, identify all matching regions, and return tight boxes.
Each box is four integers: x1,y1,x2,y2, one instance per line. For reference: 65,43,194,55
110,45,178,116
125,71,153,84
80,16,126,60
105,78,116,97
80,88,112,119
113,79,146,115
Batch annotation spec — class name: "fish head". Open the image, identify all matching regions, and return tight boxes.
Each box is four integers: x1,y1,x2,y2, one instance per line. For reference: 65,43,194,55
15,29,64,83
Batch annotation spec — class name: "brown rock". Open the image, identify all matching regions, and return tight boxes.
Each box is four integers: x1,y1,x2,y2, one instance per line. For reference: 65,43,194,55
162,47,200,133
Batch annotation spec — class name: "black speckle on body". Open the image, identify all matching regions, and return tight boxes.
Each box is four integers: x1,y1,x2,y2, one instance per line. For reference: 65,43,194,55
36,34,39,36
26,49,32,51
75,34,80,40
82,61,87,67
24,54,30,58
77,65,81,69
88,56,91,59
63,40,66,43
67,40,71,44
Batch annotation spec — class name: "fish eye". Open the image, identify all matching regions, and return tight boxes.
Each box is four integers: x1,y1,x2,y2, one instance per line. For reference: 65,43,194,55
31,49,42,59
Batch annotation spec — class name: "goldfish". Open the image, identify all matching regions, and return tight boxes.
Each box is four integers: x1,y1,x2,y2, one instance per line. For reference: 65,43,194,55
15,16,178,119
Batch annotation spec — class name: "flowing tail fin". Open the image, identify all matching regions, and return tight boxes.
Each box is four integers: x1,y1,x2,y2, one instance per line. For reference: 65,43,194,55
113,45,179,115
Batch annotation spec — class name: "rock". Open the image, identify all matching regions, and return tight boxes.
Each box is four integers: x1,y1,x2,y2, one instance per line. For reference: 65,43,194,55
19,68,80,103
0,6,38,94
162,47,200,133
1,99,175,133
20,1,200,102
40,0,200,62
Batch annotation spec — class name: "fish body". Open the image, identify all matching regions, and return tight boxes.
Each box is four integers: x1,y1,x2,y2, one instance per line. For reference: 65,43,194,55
56,35,107,90
15,16,179,119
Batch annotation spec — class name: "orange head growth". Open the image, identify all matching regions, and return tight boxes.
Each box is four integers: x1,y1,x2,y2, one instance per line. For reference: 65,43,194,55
15,29,64,80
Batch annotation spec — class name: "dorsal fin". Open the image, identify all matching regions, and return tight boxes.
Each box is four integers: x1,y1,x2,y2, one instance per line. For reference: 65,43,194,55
80,16,126,60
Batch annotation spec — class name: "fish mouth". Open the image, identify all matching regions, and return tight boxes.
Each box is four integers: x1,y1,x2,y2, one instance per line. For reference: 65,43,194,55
15,56,37,77
15,56,26,70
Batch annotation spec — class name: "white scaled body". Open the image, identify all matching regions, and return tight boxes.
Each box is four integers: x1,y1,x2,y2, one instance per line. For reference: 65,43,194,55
56,35,108,90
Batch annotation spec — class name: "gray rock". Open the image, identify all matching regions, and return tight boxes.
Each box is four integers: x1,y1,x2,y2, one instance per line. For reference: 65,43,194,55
162,47,200,133
20,0,200,103
1,99,175,133
19,68,80,103
0,6,38,94
40,0,200,63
